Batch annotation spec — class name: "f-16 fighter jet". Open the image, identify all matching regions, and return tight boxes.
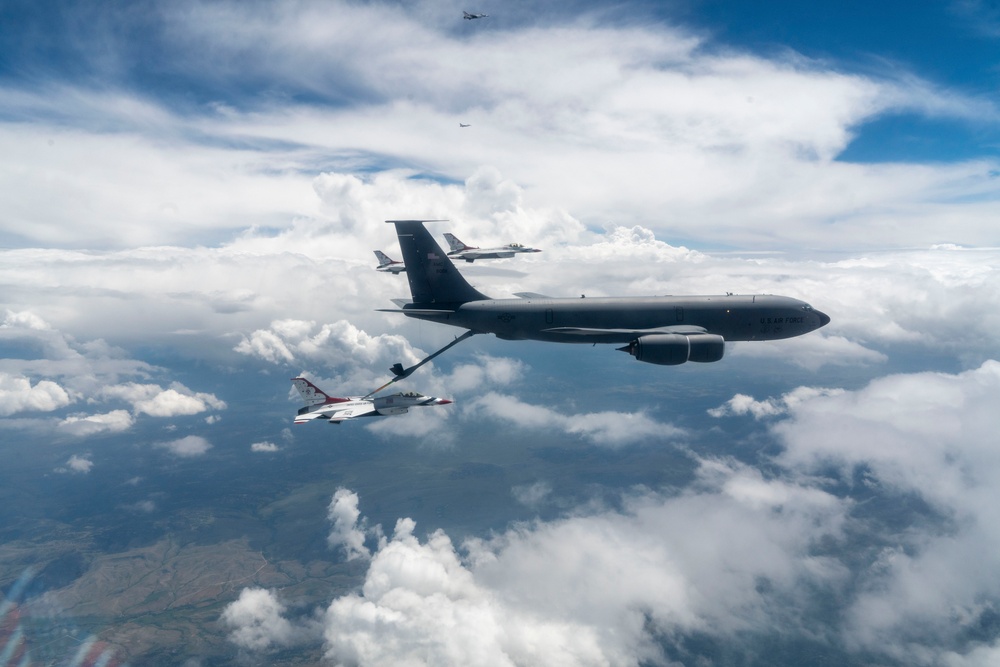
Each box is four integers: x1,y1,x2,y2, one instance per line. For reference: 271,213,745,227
379,220,830,367
291,377,452,424
463,11,488,19
374,250,406,274
443,233,542,262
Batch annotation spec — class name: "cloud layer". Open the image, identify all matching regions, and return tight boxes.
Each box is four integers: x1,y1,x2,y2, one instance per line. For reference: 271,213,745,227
220,360,1000,665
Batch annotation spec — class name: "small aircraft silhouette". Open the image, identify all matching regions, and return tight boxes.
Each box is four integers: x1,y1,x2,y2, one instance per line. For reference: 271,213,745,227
459,123,471,128
374,250,406,274
463,11,488,19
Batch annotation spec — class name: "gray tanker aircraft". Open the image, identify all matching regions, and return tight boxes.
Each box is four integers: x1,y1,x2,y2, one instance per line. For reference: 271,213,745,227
379,220,829,366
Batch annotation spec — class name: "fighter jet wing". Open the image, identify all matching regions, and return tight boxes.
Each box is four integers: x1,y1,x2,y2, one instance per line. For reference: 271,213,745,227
318,402,377,422
542,325,710,337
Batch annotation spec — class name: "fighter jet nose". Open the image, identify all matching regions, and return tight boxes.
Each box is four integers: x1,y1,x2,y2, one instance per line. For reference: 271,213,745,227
816,310,831,328
438,399,453,405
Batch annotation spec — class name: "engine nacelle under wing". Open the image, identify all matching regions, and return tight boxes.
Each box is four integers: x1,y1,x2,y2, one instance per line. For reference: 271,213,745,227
375,406,409,416
619,333,725,366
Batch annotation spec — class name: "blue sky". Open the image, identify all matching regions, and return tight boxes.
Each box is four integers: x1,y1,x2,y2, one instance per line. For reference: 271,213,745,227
2,1,1000,665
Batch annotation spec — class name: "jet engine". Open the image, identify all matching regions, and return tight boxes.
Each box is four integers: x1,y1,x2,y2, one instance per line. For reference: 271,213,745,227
618,333,725,366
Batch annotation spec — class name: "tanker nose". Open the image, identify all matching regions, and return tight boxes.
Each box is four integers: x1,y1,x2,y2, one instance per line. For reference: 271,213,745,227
815,310,831,328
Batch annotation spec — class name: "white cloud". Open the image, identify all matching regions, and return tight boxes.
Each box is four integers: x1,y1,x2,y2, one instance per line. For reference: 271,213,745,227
326,488,373,561
259,362,1000,666
445,355,527,393
0,312,225,435
729,334,887,371
364,407,454,444
0,373,72,416
55,454,94,474
58,410,134,437
465,391,682,447
99,382,227,417
157,435,212,457
733,361,1000,663
133,388,226,418
237,319,425,393
320,468,848,666
2,309,51,330
709,386,846,419
250,441,278,453
221,588,297,651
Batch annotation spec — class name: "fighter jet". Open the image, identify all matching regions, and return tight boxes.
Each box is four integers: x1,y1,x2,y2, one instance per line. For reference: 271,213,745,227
379,220,830,367
374,250,406,274
443,233,542,262
463,11,488,19
459,123,471,128
292,377,452,424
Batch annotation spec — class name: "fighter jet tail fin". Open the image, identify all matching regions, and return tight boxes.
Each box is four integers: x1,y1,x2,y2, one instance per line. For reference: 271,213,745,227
388,220,490,305
443,233,473,253
291,377,350,406
373,250,395,267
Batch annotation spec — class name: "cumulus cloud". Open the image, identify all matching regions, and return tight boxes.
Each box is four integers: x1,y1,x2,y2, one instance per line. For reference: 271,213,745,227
98,382,226,417
250,441,279,453
0,312,225,436
465,391,682,447
244,362,1000,666
221,588,297,651
55,454,94,474
364,407,455,443
133,388,226,418
236,319,425,392
326,488,374,561
709,386,846,419
711,361,1000,663
157,435,212,457
317,467,847,666
0,373,71,416
445,355,527,393
58,410,134,437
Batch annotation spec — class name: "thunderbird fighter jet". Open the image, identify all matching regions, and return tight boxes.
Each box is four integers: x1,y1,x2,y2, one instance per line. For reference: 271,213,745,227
443,233,542,262
292,377,452,424
463,11,488,19
374,250,406,274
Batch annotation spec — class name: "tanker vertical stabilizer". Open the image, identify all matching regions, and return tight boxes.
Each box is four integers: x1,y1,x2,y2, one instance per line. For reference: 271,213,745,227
387,220,490,305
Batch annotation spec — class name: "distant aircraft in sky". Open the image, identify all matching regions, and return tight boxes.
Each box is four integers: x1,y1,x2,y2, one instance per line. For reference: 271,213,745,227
443,233,542,262
380,220,830,367
374,250,406,274
463,11,488,19
291,377,452,424
459,123,471,127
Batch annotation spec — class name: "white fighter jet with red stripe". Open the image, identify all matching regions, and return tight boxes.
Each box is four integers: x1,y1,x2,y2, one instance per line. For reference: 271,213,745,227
443,233,541,262
291,377,452,424
374,250,406,274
